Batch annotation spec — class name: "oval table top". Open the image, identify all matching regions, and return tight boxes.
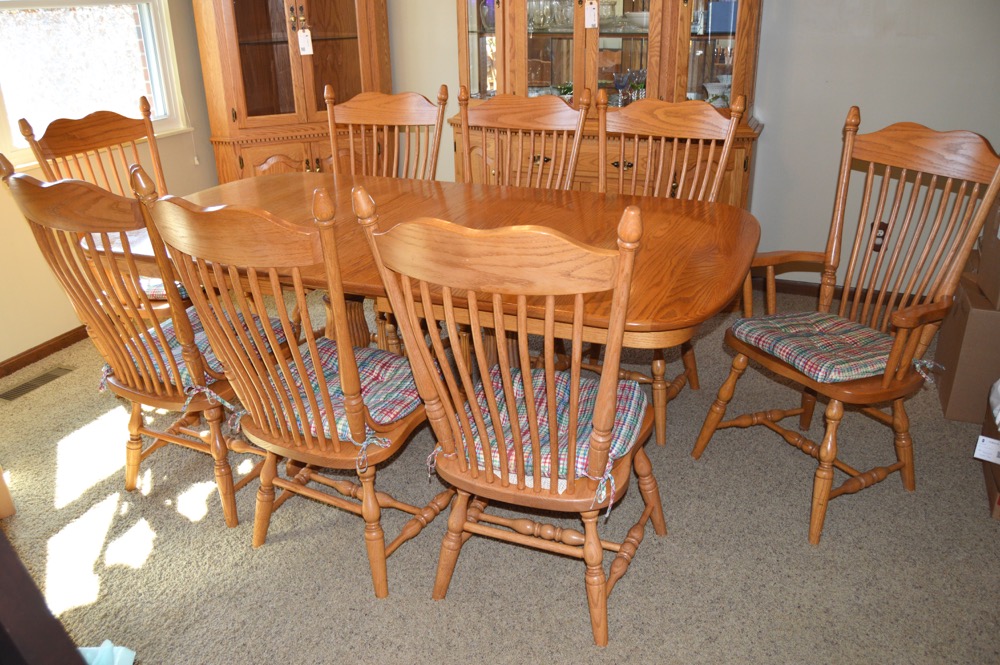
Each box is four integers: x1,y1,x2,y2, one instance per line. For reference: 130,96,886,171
184,172,760,346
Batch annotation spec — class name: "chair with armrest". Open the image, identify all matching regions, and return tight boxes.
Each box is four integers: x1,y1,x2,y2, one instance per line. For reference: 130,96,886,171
135,169,454,597
691,107,1000,544
353,185,665,645
0,154,259,528
595,90,745,446
20,97,179,315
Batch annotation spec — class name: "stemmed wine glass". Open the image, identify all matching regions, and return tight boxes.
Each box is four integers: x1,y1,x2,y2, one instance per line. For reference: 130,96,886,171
629,68,647,101
612,70,633,107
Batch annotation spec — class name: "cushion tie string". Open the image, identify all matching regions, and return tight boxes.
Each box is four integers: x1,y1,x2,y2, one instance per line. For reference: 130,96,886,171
355,433,391,473
182,382,238,413
98,364,113,392
426,445,443,479
226,409,247,435
913,359,943,386
426,445,459,481
583,468,617,521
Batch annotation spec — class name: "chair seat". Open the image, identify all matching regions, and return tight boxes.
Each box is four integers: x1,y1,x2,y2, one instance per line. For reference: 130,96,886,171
464,366,648,488
278,338,422,442
133,306,286,388
731,311,894,383
138,276,189,300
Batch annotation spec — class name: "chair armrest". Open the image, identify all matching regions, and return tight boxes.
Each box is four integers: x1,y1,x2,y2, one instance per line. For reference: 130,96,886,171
882,299,953,387
751,249,827,269
744,250,827,317
889,300,952,329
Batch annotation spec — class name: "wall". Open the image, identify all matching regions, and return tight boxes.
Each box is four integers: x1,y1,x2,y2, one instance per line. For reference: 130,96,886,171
751,0,1000,272
386,0,461,182
0,1,218,361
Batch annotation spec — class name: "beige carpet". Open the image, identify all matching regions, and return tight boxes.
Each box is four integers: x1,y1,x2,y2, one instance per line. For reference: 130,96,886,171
1,295,998,664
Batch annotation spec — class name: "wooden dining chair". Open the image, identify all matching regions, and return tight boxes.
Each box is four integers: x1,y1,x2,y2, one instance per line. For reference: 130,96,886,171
596,89,745,447
692,107,1000,544
0,155,260,528
20,97,178,314
353,185,665,645
325,84,449,351
458,85,591,189
135,168,454,598
326,85,449,180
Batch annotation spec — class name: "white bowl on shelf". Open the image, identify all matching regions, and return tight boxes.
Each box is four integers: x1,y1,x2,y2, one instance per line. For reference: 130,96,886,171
715,74,732,85
702,82,730,107
625,11,649,29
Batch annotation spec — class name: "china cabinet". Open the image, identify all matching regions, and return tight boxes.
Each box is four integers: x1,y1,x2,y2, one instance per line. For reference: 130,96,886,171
455,0,761,207
192,0,391,183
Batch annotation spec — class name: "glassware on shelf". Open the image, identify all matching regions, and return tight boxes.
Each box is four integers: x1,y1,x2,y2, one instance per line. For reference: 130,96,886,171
479,0,495,31
629,68,646,101
612,70,633,107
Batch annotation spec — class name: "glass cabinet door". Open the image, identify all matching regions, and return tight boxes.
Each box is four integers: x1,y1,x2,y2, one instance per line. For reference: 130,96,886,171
596,0,656,106
302,0,364,114
686,0,737,107
466,0,502,98
525,0,576,99
233,0,297,118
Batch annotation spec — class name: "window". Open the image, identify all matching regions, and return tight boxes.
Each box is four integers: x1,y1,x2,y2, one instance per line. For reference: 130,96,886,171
0,0,186,165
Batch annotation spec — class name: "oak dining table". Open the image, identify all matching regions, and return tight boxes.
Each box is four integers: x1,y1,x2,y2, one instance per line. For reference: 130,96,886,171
182,171,760,442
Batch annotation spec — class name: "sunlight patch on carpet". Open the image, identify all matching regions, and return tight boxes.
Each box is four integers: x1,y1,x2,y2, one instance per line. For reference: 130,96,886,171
54,407,129,509
105,518,156,569
175,481,217,522
46,493,119,616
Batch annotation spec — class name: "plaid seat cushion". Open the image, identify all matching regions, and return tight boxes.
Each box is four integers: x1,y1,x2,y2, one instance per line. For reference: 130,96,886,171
731,311,895,383
462,366,648,484
133,306,286,388
138,276,189,301
274,337,422,442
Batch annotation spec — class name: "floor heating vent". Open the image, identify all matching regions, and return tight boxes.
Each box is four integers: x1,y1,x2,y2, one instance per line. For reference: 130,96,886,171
0,367,74,401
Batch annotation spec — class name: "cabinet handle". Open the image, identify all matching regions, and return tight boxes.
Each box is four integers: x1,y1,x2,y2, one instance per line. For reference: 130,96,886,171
231,108,237,122
299,5,308,29
611,160,633,171
315,158,322,172
289,5,297,31
532,155,552,165
305,159,312,172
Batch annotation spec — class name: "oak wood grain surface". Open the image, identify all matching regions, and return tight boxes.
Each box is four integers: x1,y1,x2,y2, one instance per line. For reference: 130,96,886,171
184,172,759,346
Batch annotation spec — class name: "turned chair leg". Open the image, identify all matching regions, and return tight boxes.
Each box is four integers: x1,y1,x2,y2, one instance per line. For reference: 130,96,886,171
691,353,749,459
204,404,238,528
357,465,389,598
809,399,843,545
125,401,143,491
681,340,699,390
633,446,666,535
651,356,667,445
433,489,471,600
800,388,818,430
252,452,279,548
892,398,916,491
581,510,609,647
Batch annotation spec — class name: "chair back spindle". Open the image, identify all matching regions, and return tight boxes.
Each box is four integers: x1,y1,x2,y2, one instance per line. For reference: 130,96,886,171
597,90,743,202
326,85,448,180
20,96,167,196
459,86,591,190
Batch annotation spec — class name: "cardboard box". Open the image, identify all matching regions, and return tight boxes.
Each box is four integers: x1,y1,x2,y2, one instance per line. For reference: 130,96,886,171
980,406,1000,520
934,279,1000,423
976,202,1000,309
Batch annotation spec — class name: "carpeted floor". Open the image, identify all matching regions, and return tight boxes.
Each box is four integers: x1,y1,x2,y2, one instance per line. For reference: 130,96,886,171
1,294,997,664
